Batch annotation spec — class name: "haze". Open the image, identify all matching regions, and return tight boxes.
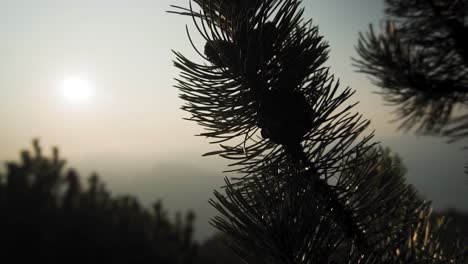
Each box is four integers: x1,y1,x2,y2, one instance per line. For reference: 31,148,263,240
0,0,466,239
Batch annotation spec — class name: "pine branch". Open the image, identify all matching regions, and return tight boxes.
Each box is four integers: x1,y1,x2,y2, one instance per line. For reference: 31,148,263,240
354,0,468,137
172,0,467,262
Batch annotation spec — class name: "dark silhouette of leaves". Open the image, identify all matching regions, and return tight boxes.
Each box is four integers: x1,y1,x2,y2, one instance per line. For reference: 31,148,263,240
0,140,198,264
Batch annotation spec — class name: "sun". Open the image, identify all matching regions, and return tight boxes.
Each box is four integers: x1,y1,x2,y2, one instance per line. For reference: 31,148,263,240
61,76,94,103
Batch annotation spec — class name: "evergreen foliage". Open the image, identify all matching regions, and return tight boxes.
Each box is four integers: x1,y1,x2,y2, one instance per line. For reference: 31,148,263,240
0,139,198,264
354,0,468,141
171,0,468,263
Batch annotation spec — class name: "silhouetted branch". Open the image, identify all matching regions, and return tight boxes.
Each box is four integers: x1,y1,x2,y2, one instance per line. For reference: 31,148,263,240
172,0,467,263
354,0,468,138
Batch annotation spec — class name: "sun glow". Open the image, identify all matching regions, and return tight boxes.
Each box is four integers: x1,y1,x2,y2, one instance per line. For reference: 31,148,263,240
61,76,94,103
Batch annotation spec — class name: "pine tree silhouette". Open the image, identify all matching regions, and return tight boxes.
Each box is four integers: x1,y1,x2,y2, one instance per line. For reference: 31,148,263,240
0,140,200,264
354,0,468,142
171,0,467,263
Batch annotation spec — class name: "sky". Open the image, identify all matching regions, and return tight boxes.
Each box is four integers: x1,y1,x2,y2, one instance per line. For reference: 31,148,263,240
0,0,466,239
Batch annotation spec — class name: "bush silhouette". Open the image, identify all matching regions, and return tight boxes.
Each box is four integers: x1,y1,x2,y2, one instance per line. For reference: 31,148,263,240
0,139,198,264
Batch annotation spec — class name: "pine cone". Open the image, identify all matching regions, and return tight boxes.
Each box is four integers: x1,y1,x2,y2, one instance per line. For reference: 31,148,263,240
257,89,313,147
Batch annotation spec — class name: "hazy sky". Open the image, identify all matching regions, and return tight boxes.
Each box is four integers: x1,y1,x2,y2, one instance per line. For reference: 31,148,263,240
0,0,466,238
